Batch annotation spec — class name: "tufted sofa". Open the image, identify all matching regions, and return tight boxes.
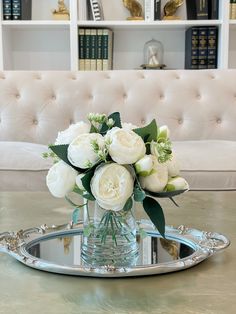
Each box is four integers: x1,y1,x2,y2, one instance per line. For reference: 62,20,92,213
0,69,236,191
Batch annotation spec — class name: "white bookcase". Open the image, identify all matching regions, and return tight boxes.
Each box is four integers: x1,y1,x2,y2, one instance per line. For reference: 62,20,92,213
0,0,235,71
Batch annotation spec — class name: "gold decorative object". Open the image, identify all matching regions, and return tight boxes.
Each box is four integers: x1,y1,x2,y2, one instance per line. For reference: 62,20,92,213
163,0,183,20
122,0,144,20
52,0,70,20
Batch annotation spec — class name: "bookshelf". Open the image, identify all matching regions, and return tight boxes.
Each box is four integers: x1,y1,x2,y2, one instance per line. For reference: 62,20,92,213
0,0,235,71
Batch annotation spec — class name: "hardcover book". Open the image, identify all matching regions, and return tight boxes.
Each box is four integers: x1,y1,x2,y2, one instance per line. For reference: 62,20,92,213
186,0,208,20
185,27,199,69
198,27,208,69
208,0,218,19
85,28,91,71
79,28,85,71
145,0,154,21
154,0,161,20
207,26,218,69
96,29,103,71
3,0,12,20
102,29,113,71
90,29,97,71
12,0,21,20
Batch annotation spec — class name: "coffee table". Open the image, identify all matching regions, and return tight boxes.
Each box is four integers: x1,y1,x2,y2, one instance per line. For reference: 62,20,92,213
0,191,235,314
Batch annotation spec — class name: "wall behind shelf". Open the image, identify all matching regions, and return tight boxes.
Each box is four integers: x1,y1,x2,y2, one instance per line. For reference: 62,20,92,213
3,28,71,70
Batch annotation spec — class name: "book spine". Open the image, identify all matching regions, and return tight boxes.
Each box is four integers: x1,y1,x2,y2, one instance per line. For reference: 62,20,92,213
78,28,85,71
207,26,218,69
230,0,236,19
186,0,197,20
85,29,91,71
3,0,12,20
96,29,103,71
90,29,97,71
185,27,199,69
21,0,32,20
208,0,218,19
196,0,208,20
198,27,208,69
154,0,161,20
102,29,113,71
145,0,154,22
12,0,21,20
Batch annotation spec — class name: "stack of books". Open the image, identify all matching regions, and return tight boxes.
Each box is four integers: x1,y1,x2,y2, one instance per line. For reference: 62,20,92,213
145,0,161,21
186,0,219,20
185,26,218,69
230,0,236,19
78,28,113,71
2,0,31,20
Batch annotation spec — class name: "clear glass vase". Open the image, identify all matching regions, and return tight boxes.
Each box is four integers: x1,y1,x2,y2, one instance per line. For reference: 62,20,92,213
81,201,139,267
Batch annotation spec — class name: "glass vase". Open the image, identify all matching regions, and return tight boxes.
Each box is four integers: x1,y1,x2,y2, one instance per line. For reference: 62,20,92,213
81,201,139,267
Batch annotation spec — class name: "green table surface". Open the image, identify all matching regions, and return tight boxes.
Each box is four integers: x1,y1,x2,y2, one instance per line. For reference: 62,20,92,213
0,191,235,314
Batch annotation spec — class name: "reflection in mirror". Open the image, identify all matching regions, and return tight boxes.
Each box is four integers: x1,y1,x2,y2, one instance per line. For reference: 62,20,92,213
27,232,195,267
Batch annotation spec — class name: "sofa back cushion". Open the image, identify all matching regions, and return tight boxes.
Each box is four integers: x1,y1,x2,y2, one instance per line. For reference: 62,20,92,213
0,70,236,144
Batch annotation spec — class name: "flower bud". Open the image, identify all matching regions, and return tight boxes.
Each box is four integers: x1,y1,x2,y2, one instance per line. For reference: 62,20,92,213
158,125,170,141
135,155,153,177
166,176,189,191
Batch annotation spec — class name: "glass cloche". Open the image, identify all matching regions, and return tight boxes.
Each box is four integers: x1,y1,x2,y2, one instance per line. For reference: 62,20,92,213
142,38,165,69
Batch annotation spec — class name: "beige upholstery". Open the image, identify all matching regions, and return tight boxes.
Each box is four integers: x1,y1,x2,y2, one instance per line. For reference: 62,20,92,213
0,70,236,191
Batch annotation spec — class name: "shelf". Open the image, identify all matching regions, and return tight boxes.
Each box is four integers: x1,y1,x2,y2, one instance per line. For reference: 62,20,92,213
2,20,70,30
78,20,222,30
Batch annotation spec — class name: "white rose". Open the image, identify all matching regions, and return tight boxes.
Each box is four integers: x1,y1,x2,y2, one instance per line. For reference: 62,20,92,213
135,155,154,177
55,121,90,144
166,153,180,177
76,173,85,191
105,127,146,164
166,176,189,191
158,125,170,141
122,122,138,131
46,161,78,198
91,163,134,211
68,133,105,169
139,155,168,192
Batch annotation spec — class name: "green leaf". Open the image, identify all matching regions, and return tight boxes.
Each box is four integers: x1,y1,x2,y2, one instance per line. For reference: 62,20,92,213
143,196,165,238
146,189,187,199
133,119,158,143
49,144,83,172
83,193,96,201
81,168,95,196
123,197,133,212
90,124,98,133
72,207,80,224
133,186,146,202
100,112,122,134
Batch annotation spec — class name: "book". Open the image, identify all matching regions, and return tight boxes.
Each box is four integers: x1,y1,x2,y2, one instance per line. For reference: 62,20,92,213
186,0,208,20
78,0,88,20
185,27,199,69
198,27,208,69
230,0,236,19
85,28,91,71
208,0,219,19
154,0,161,20
12,0,21,20
196,0,208,19
89,0,103,21
102,29,113,71
78,28,85,71
145,0,154,21
90,29,97,71
96,29,103,71
3,0,12,20
207,26,218,69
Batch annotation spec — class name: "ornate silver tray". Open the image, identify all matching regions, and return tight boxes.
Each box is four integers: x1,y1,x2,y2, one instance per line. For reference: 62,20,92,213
0,220,230,278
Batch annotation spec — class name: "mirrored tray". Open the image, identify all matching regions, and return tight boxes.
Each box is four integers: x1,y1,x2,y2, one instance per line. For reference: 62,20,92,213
0,220,230,278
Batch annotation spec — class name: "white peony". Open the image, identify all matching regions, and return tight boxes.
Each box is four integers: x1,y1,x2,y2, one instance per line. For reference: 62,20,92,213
55,121,90,145
135,155,154,177
166,176,189,191
166,153,180,177
91,163,134,211
105,127,146,164
139,155,168,192
122,122,138,131
68,133,105,169
46,161,78,198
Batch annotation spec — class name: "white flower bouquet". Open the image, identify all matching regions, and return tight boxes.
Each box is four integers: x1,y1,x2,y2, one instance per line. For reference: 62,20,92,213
46,112,189,240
